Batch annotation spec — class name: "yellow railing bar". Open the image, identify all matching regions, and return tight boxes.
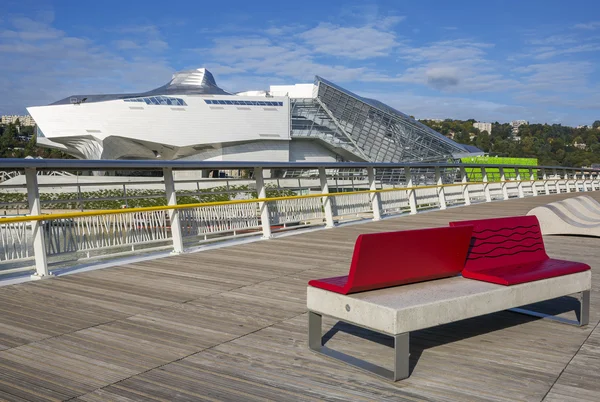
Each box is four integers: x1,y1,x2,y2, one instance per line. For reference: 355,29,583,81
0,179,539,224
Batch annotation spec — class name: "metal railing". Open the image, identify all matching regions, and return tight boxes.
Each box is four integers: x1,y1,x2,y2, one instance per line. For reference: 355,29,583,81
1,159,598,278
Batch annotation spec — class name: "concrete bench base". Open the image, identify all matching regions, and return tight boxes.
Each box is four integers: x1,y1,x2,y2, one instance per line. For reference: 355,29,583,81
307,272,591,381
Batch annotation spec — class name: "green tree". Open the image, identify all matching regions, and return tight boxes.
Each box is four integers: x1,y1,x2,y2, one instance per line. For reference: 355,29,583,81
475,131,491,152
592,120,600,129
454,131,471,145
0,123,18,155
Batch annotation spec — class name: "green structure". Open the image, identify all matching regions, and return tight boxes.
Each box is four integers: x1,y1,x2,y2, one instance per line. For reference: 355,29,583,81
460,156,538,182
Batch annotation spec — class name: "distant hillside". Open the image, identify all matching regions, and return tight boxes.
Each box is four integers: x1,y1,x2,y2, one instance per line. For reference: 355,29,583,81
419,119,600,167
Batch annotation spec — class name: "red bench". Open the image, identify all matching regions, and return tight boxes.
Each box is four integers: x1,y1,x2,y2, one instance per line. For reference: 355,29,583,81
307,217,591,381
449,215,590,285
308,226,473,294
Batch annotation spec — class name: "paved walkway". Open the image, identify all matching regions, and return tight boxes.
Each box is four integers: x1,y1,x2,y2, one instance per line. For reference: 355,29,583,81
0,192,598,401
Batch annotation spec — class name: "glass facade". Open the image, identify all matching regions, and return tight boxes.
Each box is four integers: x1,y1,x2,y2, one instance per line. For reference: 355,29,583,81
290,77,468,163
204,100,283,107
124,96,187,106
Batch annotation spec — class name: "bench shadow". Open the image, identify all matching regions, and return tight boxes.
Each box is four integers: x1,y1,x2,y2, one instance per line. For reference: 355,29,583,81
321,295,581,375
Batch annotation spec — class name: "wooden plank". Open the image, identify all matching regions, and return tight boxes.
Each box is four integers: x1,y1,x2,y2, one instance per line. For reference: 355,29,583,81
0,192,597,401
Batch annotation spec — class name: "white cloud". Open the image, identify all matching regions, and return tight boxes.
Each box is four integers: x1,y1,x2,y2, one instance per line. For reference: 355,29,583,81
574,21,600,30
514,61,594,92
392,39,519,92
298,22,399,59
0,17,174,115
533,43,600,59
358,91,542,123
114,40,140,50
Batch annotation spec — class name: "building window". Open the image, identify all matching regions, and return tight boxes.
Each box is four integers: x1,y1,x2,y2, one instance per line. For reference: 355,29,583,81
123,95,187,106
203,99,283,107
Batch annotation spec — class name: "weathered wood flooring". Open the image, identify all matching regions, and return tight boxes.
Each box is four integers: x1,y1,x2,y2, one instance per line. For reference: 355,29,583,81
0,192,599,401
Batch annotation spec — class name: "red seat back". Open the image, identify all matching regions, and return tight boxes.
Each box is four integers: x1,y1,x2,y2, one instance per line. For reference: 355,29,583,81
343,226,473,293
450,215,548,273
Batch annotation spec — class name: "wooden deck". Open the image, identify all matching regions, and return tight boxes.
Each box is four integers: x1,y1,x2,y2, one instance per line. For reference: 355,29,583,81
0,192,599,401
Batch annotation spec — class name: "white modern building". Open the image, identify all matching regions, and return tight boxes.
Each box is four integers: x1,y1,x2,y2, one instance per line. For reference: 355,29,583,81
473,122,492,134
1,115,36,126
27,68,480,163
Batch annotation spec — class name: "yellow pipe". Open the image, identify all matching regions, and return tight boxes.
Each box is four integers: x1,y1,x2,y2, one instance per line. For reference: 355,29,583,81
0,179,533,224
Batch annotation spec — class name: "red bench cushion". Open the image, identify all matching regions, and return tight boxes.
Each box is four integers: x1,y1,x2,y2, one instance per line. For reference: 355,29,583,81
461,259,590,285
308,226,473,294
450,215,590,285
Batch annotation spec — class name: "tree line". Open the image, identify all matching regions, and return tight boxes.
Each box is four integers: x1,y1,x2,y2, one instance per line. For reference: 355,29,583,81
419,119,600,167
0,120,72,159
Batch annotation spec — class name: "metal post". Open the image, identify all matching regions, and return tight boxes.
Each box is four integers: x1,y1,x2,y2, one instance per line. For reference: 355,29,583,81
553,168,560,194
255,167,272,239
122,184,128,208
581,290,590,327
435,167,446,210
499,167,509,200
530,168,538,196
482,167,492,202
318,167,335,228
393,333,410,381
163,168,184,254
460,166,470,206
26,168,51,279
367,167,382,220
515,169,524,198
574,173,581,192
77,184,84,211
542,169,549,195
586,173,591,192
405,167,418,214
564,169,571,193
308,311,322,350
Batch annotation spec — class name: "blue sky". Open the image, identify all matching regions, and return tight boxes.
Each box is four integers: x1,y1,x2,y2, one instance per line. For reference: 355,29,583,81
1,0,600,126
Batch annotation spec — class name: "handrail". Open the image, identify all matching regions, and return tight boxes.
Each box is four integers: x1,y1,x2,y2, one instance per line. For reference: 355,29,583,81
0,179,539,224
0,158,598,172
1,159,597,279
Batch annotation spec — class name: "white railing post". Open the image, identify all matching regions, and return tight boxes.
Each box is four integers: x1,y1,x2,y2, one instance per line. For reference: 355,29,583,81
163,167,184,254
594,173,599,191
482,167,492,202
583,172,594,191
460,166,471,206
367,167,382,220
318,167,335,228
405,167,418,214
435,167,447,210
499,167,509,200
516,169,524,198
553,168,560,193
582,172,589,192
564,169,571,193
254,167,272,239
530,168,538,196
574,172,581,192
542,169,549,195
26,168,51,279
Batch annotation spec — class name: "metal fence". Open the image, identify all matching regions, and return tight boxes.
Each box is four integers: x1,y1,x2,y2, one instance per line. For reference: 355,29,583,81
0,159,598,278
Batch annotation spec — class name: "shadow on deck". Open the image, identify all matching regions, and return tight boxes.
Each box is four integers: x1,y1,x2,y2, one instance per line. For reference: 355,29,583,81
0,192,599,401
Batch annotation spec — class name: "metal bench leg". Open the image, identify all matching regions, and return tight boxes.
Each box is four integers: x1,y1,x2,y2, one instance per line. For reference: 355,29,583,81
580,290,590,326
308,311,323,350
393,333,410,381
509,290,590,327
308,311,410,381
